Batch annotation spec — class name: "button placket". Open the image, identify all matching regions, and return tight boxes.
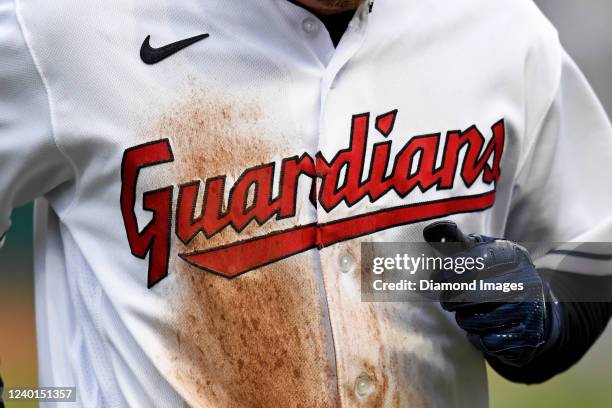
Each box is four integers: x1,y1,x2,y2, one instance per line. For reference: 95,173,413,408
305,2,381,404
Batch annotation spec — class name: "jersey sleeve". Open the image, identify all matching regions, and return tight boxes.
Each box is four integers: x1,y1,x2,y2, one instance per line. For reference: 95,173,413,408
0,0,74,248
505,46,612,276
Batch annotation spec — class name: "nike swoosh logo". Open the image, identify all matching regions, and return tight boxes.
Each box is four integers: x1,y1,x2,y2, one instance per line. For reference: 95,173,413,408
140,33,209,65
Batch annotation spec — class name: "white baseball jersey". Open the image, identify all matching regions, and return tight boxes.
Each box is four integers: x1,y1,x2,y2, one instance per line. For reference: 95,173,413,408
2,0,612,406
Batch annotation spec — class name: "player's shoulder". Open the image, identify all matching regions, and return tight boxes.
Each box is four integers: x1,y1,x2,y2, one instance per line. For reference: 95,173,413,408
457,0,565,122
437,0,563,81
488,0,560,43
441,0,561,50
10,0,84,56
485,0,561,63
386,0,561,58
483,0,564,90
12,0,133,80
13,0,91,34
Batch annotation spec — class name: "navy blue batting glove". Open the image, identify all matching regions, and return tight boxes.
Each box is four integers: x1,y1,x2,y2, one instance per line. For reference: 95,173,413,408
423,221,563,368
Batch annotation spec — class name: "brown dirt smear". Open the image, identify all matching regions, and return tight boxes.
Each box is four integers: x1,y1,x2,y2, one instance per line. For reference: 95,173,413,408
149,91,337,407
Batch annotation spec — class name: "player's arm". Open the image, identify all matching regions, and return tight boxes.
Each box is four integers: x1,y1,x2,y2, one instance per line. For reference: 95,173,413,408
487,24,612,381
423,41,612,382
424,222,612,383
488,272,612,383
0,0,74,249
0,0,74,391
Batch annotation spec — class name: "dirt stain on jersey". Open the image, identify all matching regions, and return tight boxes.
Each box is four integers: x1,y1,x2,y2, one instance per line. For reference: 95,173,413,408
321,241,430,408
150,90,338,407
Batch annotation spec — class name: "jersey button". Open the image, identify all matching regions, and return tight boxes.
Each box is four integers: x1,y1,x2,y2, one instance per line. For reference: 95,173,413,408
338,253,355,273
354,373,375,399
302,17,320,34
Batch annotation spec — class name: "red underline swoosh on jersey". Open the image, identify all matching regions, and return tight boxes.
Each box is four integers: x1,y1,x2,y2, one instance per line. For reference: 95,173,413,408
178,191,496,277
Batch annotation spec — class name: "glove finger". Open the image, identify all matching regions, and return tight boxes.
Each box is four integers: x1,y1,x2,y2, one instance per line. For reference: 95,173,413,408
439,275,531,308
454,303,525,333
478,331,543,367
441,257,544,308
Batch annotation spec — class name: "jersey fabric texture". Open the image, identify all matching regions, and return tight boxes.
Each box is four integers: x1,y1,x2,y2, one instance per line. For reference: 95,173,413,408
1,0,612,407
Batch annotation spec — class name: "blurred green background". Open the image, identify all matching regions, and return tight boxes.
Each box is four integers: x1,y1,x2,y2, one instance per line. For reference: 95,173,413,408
0,204,37,408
